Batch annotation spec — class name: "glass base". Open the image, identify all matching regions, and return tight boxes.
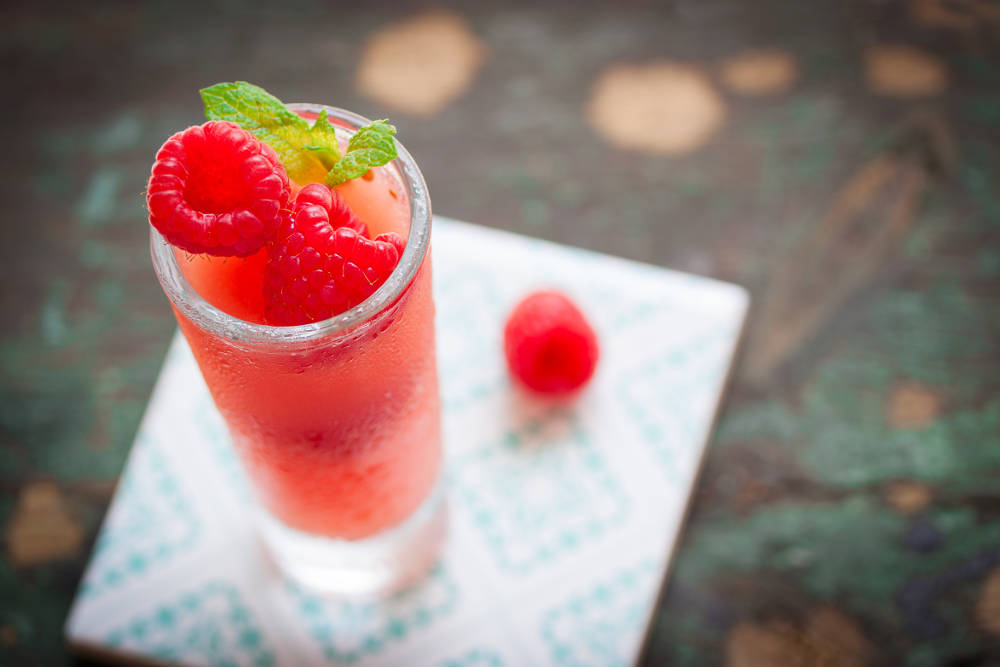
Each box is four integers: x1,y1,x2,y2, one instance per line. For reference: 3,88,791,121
259,480,447,597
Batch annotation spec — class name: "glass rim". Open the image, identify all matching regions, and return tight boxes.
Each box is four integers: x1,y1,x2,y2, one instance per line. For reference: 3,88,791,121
150,103,432,346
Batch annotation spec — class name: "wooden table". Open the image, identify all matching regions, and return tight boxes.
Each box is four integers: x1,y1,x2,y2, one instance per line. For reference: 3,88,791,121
1,1,998,664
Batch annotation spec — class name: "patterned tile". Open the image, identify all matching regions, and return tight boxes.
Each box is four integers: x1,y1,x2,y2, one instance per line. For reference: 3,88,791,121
617,326,733,478
291,565,458,663
541,560,658,667
434,266,507,412
193,400,252,500
437,648,506,667
106,582,274,667
81,436,199,597
450,412,629,574
69,220,746,667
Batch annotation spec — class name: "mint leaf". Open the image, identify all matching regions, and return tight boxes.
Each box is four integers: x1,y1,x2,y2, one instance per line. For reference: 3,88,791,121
200,82,396,187
200,82,341,184
303,146,339,170
302,111,341,170
325,120,398,187
310,110,340,150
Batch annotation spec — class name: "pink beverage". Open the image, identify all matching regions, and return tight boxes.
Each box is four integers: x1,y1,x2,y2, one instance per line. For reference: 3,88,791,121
151,104,444,594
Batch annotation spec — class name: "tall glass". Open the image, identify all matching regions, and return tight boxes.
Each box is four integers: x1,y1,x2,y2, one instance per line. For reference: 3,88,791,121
151,105,444,596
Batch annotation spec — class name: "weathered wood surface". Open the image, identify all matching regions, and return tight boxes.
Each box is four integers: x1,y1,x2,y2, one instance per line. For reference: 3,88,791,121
1,1,998,664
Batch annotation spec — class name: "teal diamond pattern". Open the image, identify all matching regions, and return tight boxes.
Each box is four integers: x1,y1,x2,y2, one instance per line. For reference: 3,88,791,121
618,325,733,478
437,648,506,667
586,284,665,335
194,401,251,499
292,564,458,663
434,267,507,412
106,581,274,667
541,560,658,667
81,435,199,597
450,412,629,573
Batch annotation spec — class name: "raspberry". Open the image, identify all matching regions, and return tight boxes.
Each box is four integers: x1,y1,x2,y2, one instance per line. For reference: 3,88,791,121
504,291,599,396
292,183,369,238
146,121,290,256
263,187,404,325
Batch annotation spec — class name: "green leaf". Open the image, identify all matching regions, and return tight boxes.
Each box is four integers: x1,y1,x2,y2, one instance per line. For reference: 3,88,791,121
302,112,341,170
200,82,342,184
310,110,340,150
325,120,398,187
303,146,339,170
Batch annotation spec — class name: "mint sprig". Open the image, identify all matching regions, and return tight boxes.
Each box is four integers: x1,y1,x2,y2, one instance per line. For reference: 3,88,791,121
201,82,340,184
200,81,398,187
302,111,341,171
325,120,398,187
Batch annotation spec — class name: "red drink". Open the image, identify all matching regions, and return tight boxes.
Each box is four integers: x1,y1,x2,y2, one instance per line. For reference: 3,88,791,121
151,104,443,593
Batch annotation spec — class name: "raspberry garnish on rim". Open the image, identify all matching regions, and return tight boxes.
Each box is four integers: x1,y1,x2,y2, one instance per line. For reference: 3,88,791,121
264,185,405,325
294,183,369,239
147,121,290,257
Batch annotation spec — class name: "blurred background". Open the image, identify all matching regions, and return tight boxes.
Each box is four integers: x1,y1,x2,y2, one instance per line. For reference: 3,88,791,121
2,0,999,664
